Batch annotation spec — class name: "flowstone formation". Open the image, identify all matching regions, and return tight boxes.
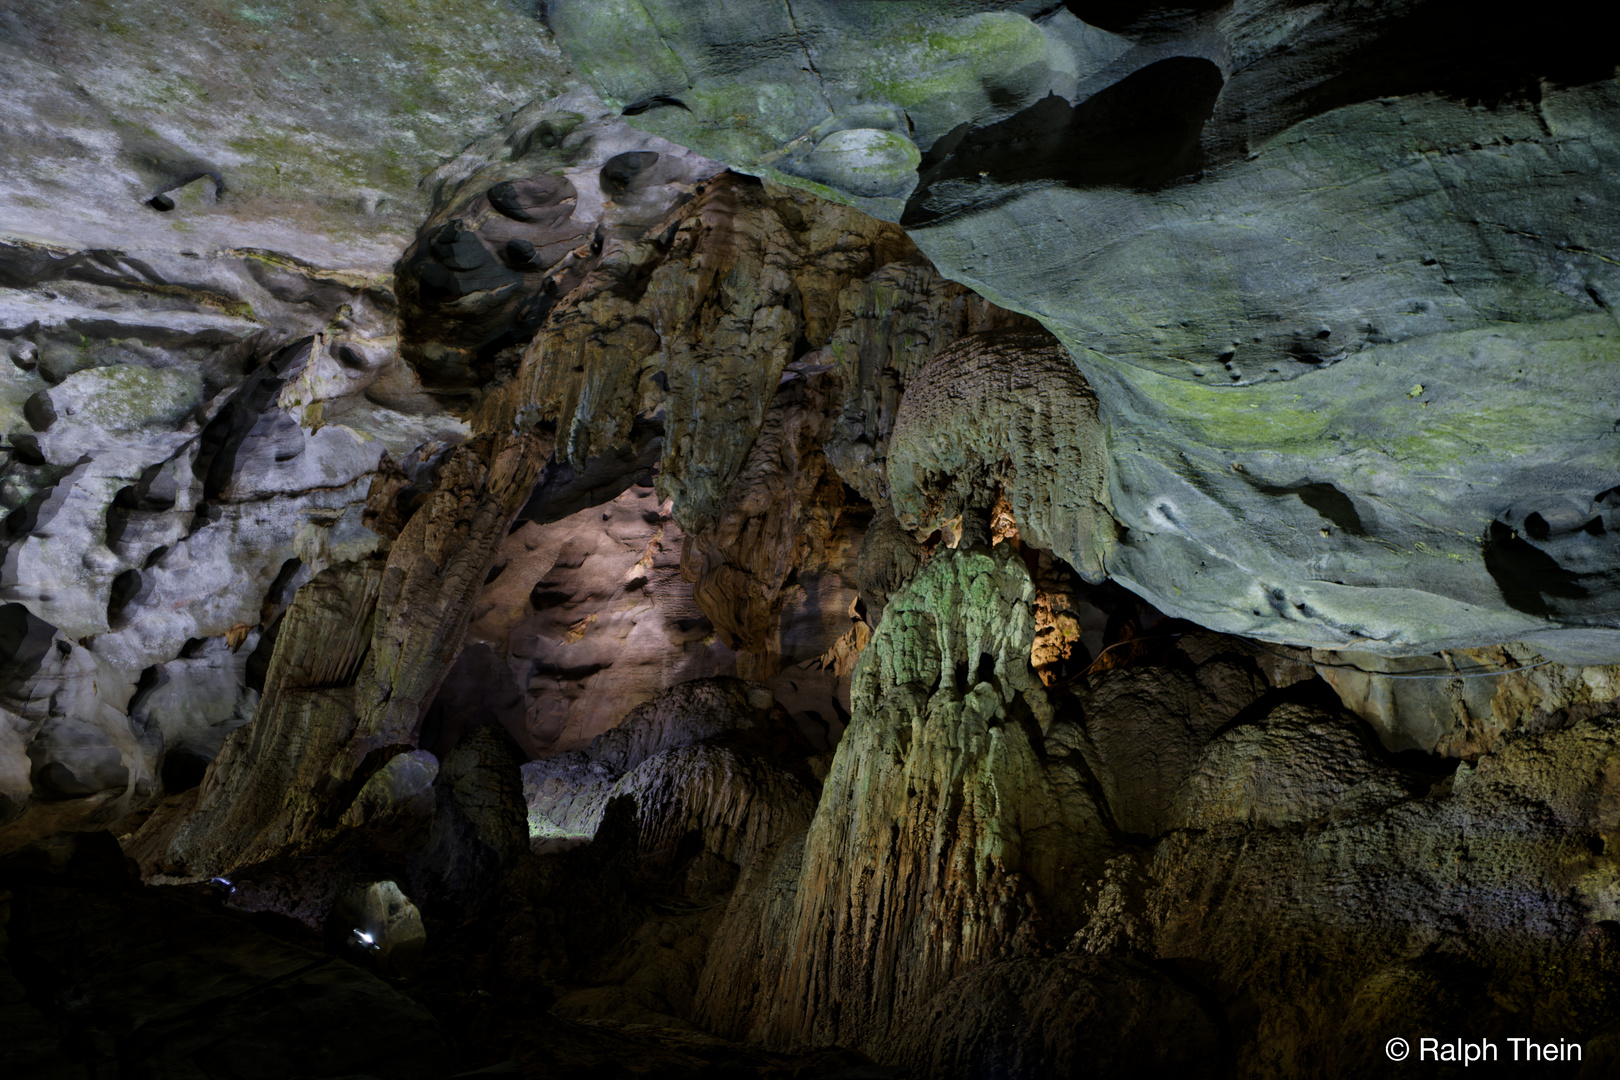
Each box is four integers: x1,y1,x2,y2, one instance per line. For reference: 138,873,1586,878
3,3,1620,1079
544,0,1620,662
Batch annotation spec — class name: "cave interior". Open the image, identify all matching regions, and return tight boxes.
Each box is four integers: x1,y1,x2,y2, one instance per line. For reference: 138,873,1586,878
2,1,1620,1077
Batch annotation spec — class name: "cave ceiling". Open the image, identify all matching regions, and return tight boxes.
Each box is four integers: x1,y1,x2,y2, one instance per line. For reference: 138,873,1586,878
545,0,1620,661
3,2,1620,1077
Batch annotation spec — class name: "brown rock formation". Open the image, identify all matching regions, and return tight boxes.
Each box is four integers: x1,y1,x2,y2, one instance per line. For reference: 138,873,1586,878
10,31,1620,1078
886,954,1224,1079
1314,642,1620,757
680,359,851,674
441,484,734,758
698,544,1116,1053
1147,706,1620,1078
888,330,1111,577
523,677,817,858
1076,633,1269,836
141,155,1062,882
499,678,823,1032
681,546,1620,1077
163,431,547,877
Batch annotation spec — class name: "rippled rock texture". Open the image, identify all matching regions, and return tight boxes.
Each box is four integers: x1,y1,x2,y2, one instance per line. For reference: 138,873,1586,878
0,0,573,846
545,0,1620,662
4,3,1620,1079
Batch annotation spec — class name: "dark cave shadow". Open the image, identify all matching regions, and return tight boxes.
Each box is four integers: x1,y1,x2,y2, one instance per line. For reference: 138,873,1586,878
191,338,313,502
903,56,1225,225
1061,0,1230,35
1482,520,1592,621
907,1,1620,227
1277,0,1620,126
0,602,57,682
1233,476,1368,537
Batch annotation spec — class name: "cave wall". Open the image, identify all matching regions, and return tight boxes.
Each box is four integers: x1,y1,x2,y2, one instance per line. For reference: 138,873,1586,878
543,0,1620,662
2,4,1620,1079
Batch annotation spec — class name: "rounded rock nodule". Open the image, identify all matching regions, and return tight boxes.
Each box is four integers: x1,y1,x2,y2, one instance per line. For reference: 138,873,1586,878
801,128,921,198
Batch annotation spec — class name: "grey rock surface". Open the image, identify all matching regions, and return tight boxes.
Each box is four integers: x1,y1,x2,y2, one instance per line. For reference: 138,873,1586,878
0,0,570,831
1311,643,1620,756
541,0,1128,220
548,0,1620,661
1,0,566,269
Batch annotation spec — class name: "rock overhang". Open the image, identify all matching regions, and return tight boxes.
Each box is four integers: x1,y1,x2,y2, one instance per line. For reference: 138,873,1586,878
542,0,1620,661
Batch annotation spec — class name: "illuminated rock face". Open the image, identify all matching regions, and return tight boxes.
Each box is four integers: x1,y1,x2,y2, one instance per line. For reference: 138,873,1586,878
687,549,1620,1076
3,4,1620,1079
0,0,560,844
543,0,1620,663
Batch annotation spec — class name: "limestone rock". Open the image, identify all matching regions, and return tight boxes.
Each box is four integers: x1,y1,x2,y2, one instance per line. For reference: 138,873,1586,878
800,127,923,198
408,727,529,915
333,878,428,980
2,318,464,836
338,749,439,844
550,0,1620,660
148,124,1029,876
6,8,1620,1075
681,359,860,675
888,330,1111,579
854,504,929,627
1313,644,1620,757
396,89,727,392
699,544,1115,1054
446,484,738,759
609,743,817,886
1169,701,1419,829
1,0,567,271
405,114,1033,702
1148,713,1620,1078
589,678,794,775
1029,548,1098,686
504,679,822,1033
157,558,385,875
542,1,1115,219
674,560,1620,1075
0,0,520,838
523,676,817,862
1073,654,1267,836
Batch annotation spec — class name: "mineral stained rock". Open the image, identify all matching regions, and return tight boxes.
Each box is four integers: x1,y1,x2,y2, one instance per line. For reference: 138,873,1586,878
4,4,1620,1079
698,544,1117,1053
443,484,738,758
687,544,1620,1077
888,330,1110,579
548,0,1620,662
143,80,1041,877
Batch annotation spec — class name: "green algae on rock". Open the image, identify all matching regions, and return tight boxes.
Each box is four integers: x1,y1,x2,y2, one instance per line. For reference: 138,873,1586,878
542,0,1620,661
